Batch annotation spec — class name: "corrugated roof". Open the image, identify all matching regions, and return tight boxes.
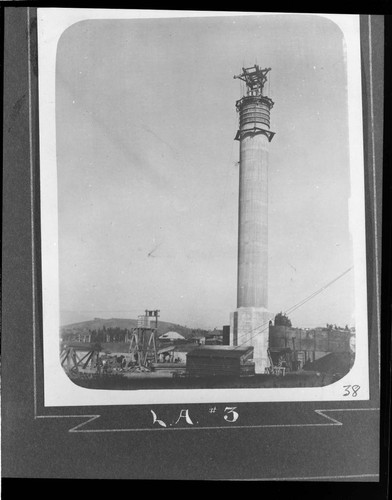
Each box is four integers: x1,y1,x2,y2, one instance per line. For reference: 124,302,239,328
187,346,253,359
159,331,185,339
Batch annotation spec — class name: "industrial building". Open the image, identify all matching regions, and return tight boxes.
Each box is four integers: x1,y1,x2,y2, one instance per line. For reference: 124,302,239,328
268,326,353,371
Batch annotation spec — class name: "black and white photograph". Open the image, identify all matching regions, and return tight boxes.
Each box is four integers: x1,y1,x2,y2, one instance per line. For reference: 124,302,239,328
3,7,387,484
38,10,370,406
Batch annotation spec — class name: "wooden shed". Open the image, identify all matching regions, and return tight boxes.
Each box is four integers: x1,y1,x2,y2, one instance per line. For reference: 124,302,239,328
186,346,254,377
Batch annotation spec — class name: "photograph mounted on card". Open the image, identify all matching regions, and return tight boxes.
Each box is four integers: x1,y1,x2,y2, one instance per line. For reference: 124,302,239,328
38,9,370,406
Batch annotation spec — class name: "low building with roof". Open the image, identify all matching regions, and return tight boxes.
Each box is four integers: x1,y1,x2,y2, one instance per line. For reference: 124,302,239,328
157,344,199,364
186,345,255,377
189,333,206,345
158,331,186,342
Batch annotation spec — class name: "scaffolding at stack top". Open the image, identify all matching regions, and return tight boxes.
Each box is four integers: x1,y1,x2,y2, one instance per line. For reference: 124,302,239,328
128,309,159,372
234,65,271,96
234,65,275,143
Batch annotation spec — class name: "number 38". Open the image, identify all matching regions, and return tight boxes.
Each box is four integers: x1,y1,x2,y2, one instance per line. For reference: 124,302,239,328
343,384,360,397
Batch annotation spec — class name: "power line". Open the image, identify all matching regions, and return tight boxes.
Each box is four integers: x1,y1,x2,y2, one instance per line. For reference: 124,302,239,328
285,267,353,317
233,266,353,349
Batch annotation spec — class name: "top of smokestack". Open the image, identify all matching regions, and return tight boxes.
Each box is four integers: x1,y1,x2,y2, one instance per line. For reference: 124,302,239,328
234,65,271,96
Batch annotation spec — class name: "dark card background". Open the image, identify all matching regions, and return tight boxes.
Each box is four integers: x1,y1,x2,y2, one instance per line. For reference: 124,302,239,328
1,8,387,485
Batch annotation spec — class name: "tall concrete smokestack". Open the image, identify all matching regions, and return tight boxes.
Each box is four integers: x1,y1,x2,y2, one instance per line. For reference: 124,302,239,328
230,65,275,373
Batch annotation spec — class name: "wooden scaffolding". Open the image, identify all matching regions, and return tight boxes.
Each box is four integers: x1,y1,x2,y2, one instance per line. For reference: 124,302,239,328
128,310,159,372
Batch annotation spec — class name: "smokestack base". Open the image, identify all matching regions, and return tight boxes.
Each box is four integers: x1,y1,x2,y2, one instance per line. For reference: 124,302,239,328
229,307,273,374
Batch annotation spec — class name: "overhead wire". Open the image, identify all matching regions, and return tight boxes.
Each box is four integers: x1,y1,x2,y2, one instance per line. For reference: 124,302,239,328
234,266,353,345
232,266,354,349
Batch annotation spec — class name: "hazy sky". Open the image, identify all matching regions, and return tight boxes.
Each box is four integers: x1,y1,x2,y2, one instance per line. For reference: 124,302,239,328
56,14,356,329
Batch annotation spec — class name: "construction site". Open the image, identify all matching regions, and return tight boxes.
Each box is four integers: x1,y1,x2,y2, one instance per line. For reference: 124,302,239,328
60,308,355,390
59,65,356,390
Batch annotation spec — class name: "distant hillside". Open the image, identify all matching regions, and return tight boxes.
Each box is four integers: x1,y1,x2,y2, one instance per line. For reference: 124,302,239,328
60,317,212,339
